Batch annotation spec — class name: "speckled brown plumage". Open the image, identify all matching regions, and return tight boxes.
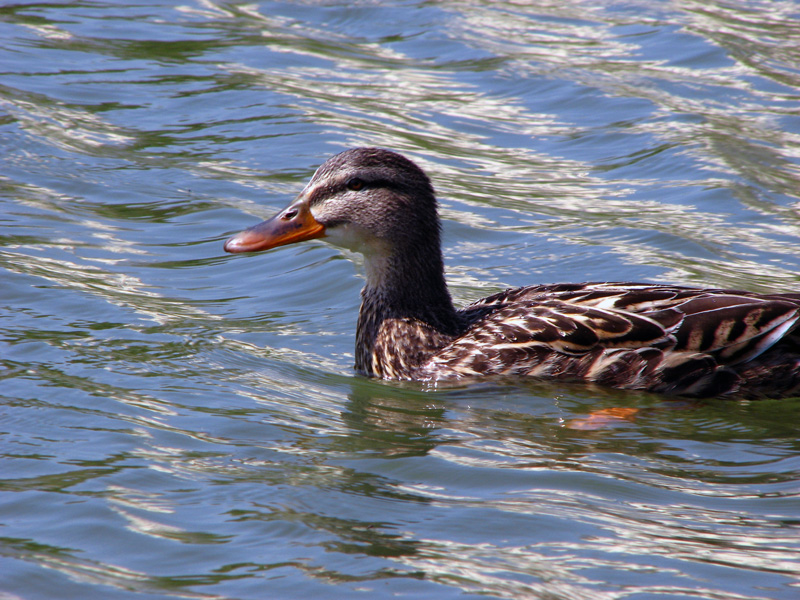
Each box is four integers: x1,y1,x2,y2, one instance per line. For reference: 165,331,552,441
415,282,800,397
224,148,800,398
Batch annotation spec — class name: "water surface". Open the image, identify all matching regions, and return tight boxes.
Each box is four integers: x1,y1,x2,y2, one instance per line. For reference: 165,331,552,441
2,1,800,599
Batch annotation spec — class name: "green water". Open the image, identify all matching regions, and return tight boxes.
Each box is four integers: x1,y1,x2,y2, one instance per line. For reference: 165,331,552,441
2,1,800,599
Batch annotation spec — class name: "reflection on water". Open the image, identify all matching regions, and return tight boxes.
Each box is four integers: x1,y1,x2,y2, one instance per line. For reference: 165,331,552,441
2,1,800,599
342,383,800,598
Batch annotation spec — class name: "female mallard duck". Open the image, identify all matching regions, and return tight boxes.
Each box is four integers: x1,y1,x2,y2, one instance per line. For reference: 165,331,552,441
224,147,800,398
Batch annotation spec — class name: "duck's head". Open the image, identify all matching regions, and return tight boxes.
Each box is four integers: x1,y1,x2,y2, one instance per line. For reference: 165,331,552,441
223,147,440,262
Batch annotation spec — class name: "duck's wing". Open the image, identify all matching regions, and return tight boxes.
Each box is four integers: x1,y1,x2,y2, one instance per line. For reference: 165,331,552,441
513,282,800,363
425,282,800,396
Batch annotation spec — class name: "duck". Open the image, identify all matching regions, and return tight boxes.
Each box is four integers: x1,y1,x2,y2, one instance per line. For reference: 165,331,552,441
224,147,800,398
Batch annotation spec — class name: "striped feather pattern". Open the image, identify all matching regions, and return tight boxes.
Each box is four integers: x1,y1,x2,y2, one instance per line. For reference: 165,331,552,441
376,282,800,398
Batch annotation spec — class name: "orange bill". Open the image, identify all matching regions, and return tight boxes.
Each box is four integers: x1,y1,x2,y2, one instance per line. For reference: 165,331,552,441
223,202,325,253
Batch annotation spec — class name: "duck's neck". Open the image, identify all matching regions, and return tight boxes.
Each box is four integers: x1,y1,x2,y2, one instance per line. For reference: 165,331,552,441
354,246,462,377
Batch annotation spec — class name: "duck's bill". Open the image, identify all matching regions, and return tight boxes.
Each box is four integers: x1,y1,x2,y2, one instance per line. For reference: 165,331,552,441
223,204,325,253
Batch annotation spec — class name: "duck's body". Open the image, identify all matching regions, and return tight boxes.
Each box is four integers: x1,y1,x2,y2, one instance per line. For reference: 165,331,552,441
224,147,800,398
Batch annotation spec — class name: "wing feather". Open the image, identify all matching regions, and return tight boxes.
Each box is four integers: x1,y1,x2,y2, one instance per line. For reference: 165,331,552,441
435,282,800,393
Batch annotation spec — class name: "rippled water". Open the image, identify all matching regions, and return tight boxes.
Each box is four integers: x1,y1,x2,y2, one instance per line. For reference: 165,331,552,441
2,1,800,599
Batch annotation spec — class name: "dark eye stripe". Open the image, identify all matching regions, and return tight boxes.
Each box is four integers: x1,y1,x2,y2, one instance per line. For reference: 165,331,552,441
307,177,404,206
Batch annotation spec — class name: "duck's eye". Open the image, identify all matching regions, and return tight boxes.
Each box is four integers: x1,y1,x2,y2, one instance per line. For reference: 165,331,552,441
346,178,365,191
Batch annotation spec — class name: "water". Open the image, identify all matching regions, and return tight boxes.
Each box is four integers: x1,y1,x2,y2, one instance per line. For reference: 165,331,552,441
2,1,800,598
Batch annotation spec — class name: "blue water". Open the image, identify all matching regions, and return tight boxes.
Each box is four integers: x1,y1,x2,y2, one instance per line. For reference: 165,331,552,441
2,1,800,599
